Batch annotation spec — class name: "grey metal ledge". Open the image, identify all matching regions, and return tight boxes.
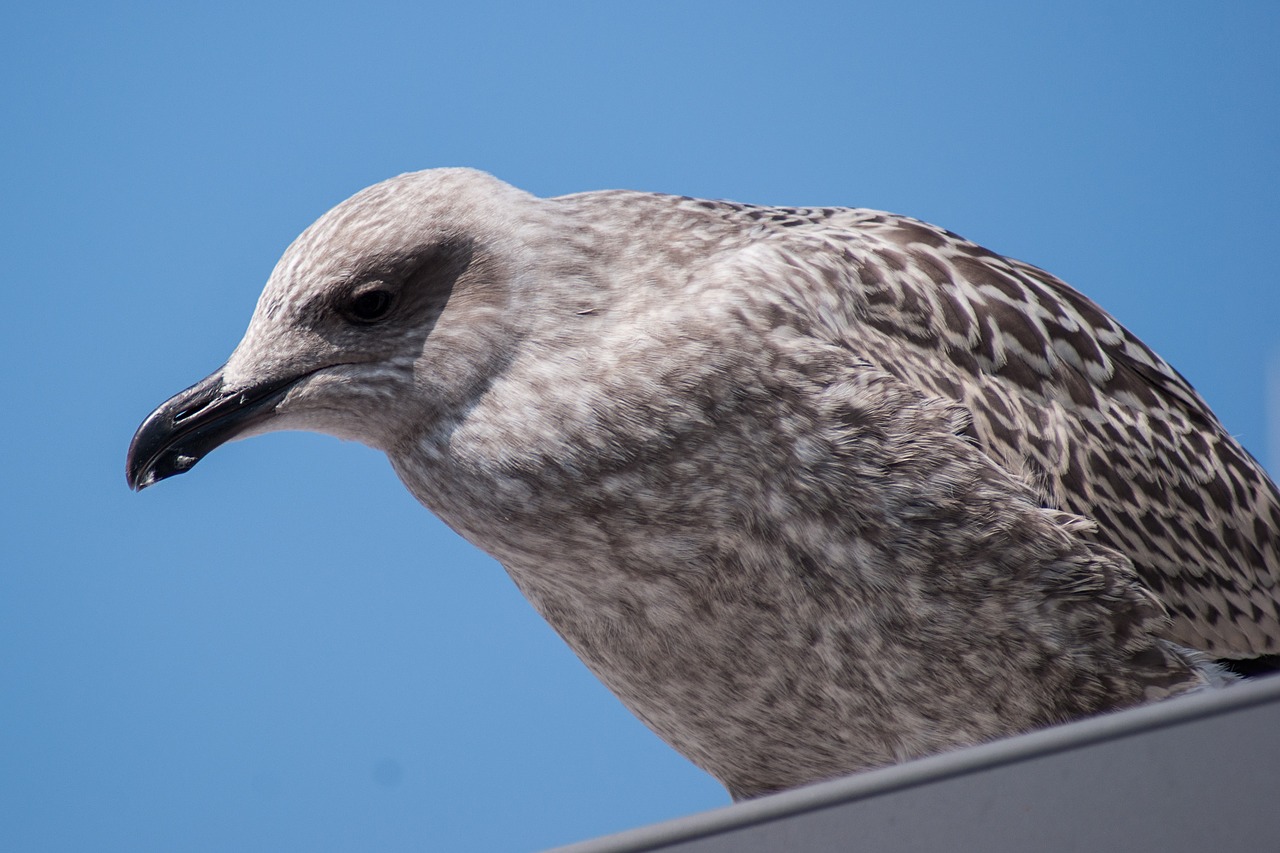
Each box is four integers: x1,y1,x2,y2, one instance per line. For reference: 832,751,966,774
551,674,1280,852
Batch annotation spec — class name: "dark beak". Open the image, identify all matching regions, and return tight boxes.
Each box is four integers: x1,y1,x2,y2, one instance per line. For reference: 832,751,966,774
126,367,299,490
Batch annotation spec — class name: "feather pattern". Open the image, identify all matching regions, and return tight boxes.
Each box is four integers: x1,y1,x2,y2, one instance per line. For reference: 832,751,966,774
129,169,1280,799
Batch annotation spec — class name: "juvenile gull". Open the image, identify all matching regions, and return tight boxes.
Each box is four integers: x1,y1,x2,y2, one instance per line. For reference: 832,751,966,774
127,169,1280,799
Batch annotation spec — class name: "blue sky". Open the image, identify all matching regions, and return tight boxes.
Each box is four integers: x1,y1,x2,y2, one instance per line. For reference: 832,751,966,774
3,2,1277,851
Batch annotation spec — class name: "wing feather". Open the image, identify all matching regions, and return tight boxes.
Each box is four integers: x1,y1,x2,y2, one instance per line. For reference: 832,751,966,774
814,212,1280,656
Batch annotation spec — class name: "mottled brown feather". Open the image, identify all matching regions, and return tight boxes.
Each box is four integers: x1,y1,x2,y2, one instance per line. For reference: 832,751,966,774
132,169,1279,800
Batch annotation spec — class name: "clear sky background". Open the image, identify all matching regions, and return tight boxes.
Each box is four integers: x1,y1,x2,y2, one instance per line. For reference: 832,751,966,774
3,3,1278,851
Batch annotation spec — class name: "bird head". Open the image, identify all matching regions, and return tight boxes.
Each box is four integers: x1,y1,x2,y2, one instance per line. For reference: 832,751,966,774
126,168,535,490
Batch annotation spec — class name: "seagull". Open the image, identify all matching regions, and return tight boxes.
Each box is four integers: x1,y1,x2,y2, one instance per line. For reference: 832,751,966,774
127,169,1280,799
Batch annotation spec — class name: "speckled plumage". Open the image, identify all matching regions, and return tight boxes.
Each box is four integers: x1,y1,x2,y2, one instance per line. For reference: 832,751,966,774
128,169,1280,799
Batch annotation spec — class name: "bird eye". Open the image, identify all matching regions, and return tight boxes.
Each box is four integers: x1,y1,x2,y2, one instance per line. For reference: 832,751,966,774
343,284,396,324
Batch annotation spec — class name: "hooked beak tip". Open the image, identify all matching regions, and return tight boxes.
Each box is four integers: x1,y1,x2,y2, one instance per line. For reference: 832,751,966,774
126,367,297,490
